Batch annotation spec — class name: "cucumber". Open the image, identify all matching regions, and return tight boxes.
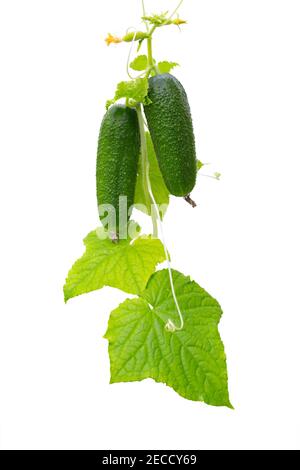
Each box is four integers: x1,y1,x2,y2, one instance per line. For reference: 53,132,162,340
96,104,140,233
144,73,197,197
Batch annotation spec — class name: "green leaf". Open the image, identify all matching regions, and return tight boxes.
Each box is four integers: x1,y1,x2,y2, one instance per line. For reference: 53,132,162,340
197,160,204,170
157,61,179,74
64,227,166,301
130,55,148,71
106,78,149,109
134,132,169,218
105,269,232,407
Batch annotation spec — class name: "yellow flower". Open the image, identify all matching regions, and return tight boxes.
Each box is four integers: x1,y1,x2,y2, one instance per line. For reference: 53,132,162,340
105,33,122,46
172,18,187,26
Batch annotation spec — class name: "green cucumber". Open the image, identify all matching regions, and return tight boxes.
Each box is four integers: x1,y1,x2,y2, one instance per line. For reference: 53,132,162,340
144,73,197,197
96,104,140,234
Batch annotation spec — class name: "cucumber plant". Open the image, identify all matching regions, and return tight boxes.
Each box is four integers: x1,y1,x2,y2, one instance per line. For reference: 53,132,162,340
64,0,232,408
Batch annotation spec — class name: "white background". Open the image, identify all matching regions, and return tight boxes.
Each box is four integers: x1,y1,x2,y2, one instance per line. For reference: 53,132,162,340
0,0,300,450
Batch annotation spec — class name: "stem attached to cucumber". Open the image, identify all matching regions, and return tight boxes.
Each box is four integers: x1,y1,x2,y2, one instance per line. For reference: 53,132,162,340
136,104,158,238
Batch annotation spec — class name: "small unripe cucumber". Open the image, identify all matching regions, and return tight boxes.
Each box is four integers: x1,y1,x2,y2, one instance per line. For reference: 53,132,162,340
96,104,140,233
144,73,197,197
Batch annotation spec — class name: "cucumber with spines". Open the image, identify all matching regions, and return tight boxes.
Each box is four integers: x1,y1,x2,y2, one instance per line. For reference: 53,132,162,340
96,104,140,234
144,73,197,197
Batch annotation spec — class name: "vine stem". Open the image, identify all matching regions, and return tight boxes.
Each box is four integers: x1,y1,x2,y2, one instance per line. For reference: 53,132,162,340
147,36,154,69
136,104,184,332
168,0,185,20
126,29,138,79
141,0,149,33
134,0,184,331
136,104,158,238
